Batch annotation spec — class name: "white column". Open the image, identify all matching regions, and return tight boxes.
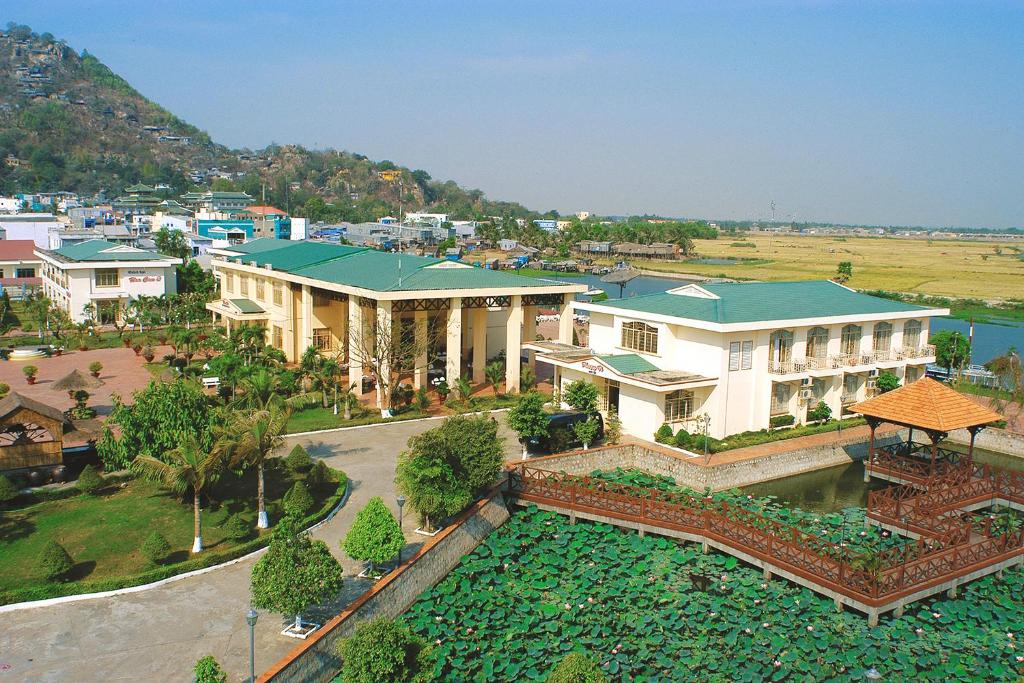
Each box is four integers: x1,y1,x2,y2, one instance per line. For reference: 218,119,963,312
413,309,428,390
472,307,488,384
446,297,462,383
523,304,537,370
300,284,314,352
376,300,392,413
558,293,574,344
506,295,523,393
348,298,364,394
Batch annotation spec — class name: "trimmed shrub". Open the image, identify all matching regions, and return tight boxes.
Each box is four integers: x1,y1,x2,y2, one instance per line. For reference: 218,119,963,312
654,423,674,443
0,382,9,397
141,531,171,564
0,473,18,503
673,429,691,448
283,481,314,518
306,460,331,487
75,464,104,495
548,652,608,683
285,444,313,472
193,655,228,683
38,540,74,581
769,414,796,429
690,434,721,454
808,401,833,422
343,497,404,572
338,617,433,683
225,514,252,542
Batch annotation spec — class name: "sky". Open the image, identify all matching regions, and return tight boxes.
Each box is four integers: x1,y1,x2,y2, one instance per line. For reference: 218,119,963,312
7,1,1024,228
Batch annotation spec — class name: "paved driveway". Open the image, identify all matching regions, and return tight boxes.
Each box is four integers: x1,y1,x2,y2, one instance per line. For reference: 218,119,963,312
0,417,521,683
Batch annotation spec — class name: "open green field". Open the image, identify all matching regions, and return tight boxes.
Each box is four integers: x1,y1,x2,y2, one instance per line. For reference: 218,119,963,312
638,234,1024,301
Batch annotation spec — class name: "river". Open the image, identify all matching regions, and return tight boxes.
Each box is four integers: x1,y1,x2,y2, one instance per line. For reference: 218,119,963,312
543,273,1022,359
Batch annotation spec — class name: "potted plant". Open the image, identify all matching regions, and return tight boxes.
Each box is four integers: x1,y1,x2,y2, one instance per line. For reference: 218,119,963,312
22,365,38,385
132,342,142,356
88,361,103,378
434,378,450,403
122,336,132,348
53,346,63,357
142,345,155,363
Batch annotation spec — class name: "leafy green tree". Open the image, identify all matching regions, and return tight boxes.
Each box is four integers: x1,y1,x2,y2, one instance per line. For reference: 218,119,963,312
176,260,217,297
484,361,505,395
218,407,290,529
134,434,224,553
283,480,315,518
38,540,74,581
0,473,18,503
876,371,901,393
97,380,214,470
192,655,228,683
250,513,344,633
931,330,971,377
154,227,191,260
75,464,104,494
507,391,549,458
395,446,470,533
564,380,599,415
519,365,537,392
338,617,434,683
604,406,622,445
835,261,853,283
141,531,172,564
411,414,504,495
343,497,405,573
572,417,601,450
547,652,608,683
808,401,832,422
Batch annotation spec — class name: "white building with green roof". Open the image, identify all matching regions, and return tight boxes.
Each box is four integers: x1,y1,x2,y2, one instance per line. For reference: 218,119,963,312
36,240,181,324
206,239,586,405
528,281,947,441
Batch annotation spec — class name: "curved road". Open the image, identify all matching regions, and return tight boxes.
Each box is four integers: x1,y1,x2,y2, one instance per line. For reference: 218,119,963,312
1,417,521,683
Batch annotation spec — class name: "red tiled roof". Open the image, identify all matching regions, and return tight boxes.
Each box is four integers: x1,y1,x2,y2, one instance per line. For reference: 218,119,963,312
0,240,41,261
852,377,1003,432
246,205,286,216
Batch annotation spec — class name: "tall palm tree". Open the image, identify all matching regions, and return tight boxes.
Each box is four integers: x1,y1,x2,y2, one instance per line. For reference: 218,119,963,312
232,367,319,413
231,325,267,366
135,435,224,553
218,407,290,529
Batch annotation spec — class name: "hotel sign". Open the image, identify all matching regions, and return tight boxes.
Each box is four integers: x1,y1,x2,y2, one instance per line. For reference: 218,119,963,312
581,361,605,376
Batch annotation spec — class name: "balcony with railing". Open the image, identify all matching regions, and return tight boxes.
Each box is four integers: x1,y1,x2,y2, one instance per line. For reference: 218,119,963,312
829,352,875,368
767,358,808,375
902,344,936,361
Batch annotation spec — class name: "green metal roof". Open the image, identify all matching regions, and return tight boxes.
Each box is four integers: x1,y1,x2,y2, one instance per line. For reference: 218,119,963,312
229,242,366,270
229,298,265,314
598,353,659,375
51,240,172,262
224,238,295,255
594,281,932,324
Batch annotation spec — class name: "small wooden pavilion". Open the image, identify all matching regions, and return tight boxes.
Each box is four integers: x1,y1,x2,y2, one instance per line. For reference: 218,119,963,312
0,392,69,473
853,377,1003,483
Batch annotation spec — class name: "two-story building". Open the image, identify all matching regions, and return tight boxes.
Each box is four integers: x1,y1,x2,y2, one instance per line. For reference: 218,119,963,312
529,281,946,441
36,240,181,324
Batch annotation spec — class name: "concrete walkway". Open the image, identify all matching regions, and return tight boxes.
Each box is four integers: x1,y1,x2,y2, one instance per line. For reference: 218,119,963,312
0,417,522,683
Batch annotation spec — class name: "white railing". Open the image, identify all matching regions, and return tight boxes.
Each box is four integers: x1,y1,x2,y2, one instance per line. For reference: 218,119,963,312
902,344,936,359
768,359,808,375
829,352,874,368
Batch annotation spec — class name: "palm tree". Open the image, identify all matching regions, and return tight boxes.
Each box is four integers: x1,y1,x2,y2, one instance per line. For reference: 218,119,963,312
134,435,224,553
484,361,505,396
299,345,322,393
218,407,289,529
232,367,319,413
231,325,267,366
315,358,344,410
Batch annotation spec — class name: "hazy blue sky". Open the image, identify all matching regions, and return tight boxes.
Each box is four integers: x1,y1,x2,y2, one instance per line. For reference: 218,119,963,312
8,1,1023,227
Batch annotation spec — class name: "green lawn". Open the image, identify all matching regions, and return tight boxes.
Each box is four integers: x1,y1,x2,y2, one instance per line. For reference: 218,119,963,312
0,462,345,601
286,395,518,433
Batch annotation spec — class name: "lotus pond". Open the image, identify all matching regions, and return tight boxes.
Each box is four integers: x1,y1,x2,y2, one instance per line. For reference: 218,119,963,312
405,497,1024,681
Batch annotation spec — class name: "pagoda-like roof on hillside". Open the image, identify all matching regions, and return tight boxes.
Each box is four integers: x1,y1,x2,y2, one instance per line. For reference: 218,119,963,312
852,377,1003,433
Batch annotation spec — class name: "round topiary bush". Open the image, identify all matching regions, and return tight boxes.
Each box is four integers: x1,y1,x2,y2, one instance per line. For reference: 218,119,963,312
283,480,314,518
547,652,608,683
338,617,433,683
654,423,674,443
225,513,252,542
673,429,691,448
141,531,172,565
285,444,313,473
38,540,74,581
193,655,228,683
75,464,104,495
0,473,19,503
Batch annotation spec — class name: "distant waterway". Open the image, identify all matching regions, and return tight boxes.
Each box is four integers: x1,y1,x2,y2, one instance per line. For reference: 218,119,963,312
540,273,1021,358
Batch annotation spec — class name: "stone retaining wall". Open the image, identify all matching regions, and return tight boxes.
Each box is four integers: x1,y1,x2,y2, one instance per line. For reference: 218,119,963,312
948,428,1024,457
258,490,510,683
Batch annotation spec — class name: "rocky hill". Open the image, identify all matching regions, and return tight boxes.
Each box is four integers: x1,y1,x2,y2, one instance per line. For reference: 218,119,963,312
0,23,533,221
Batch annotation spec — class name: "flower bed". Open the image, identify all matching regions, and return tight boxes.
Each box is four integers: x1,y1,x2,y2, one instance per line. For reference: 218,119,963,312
404,506,1024,681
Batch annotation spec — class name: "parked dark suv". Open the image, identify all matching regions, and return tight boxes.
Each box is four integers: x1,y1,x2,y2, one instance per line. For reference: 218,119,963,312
527,411,605,454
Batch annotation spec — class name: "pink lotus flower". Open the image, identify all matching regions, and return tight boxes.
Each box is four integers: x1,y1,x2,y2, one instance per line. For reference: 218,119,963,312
587,597,595,603
1009,633,1015,639
564,603,571,610
435,639,442,645
915,628,923,635
744,628,752,634
933,612,942,619
763,622,771,628
807,626,814,632
466,627,473,634
754,599,762,605
774,660,782,667
1016,656,1023,663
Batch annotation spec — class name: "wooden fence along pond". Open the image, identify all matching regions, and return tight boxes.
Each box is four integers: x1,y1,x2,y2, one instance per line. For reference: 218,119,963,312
506,451,1024,626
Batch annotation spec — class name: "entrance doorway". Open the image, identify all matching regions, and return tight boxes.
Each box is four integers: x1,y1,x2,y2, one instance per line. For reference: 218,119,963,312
607,380,620,413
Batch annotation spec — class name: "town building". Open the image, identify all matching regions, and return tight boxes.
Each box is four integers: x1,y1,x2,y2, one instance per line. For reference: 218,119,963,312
528,281,945,441
206,239,585,399
0,213,62,248
181,190,255,214
112,184,163,215
0,239,42,299
36,240,181,324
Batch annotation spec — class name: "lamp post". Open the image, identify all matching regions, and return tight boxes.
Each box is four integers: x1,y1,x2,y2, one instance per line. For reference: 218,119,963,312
245,607,258,683
396,495,406,563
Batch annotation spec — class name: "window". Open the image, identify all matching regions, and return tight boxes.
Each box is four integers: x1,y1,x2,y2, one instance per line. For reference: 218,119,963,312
812,378,828,401
728,340,753,371
15,267,34,278
903,320,922,349
272,325,283,350
95,268,119,288
224,272,234,293
313,293,331,308
872,322,892,352
664,390,694,423
806,327,829,359
312,327,333,351
840,325,861,355
273,283,283,306
255,278,265,302
239,276,249,296
770,383,791,415
621,321,658,354
769,330,793,363
843,374,860,399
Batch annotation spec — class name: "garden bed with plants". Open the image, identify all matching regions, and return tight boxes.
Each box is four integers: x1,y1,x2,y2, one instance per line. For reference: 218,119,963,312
0,459,347,606
403,506,1024,681
655,417,867,453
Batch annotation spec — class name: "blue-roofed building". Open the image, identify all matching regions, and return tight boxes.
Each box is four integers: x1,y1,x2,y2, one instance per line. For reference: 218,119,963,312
527,281,948,441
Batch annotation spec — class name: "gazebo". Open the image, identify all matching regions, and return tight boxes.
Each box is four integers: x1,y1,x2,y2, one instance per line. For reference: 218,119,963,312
0,392,69,474
853,377,1003,484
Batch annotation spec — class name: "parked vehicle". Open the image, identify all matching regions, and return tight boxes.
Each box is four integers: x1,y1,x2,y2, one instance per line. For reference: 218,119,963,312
527,411,604,454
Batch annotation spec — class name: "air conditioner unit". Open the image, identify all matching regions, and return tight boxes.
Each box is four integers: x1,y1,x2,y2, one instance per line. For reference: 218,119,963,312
868,368,879,378
866,379,877,389
801,377,813,387
799,388,814,401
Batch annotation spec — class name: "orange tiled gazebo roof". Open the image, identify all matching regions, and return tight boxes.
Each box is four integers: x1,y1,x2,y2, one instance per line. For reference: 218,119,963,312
852,377,1003,433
